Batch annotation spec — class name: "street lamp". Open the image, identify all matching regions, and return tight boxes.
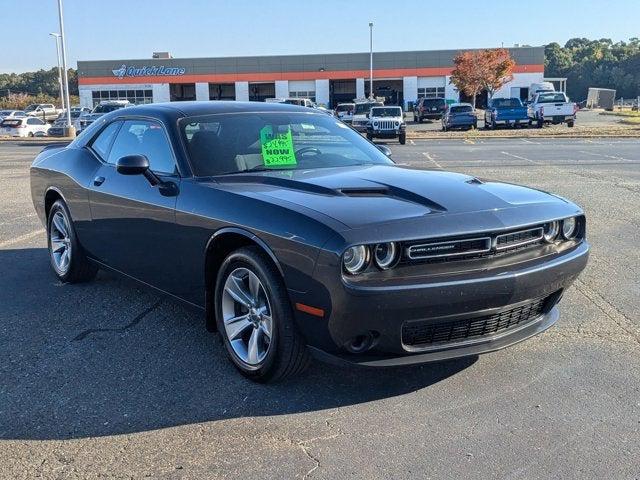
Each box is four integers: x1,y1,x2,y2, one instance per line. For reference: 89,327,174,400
49,33,64,111
369,22,373,99
55,0,74,135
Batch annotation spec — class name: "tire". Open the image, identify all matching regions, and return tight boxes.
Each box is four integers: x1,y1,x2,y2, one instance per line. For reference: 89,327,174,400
47,199,98,283
215,246,309,382
536,117,544,128
28,132,34,137
366,133,373,141
442,125,447,132
399,133,406,145
417,115,423,124
567,120,575,128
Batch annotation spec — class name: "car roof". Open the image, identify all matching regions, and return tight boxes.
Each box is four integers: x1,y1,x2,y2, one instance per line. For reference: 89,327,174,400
119,100,316,117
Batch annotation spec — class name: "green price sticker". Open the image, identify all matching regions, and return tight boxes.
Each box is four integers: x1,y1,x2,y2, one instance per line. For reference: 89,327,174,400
260,125,297,167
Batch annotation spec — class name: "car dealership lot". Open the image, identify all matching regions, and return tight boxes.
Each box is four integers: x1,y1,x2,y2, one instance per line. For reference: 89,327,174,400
0,140,638,478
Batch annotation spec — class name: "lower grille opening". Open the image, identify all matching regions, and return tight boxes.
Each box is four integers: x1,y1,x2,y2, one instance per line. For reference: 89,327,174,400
402,292,560,349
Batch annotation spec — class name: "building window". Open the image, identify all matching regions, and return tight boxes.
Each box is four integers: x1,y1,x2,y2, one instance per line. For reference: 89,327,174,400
91,89,152,107
289,91,316,102
417,87,445,99
209,83,236,100
170,83,196,101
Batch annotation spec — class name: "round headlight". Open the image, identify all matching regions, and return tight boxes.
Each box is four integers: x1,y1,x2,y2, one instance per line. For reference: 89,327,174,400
395,121,400,127
373,242,398,270
562,217,578,239
343,245,369,274
543,221,560,242
373,121,378,127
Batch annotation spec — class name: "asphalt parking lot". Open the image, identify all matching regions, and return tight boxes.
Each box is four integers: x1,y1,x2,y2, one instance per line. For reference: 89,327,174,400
1,138,639,479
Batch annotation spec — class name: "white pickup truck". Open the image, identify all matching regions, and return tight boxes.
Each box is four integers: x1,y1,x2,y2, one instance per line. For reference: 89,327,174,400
24,103,62,122
528,92,577,128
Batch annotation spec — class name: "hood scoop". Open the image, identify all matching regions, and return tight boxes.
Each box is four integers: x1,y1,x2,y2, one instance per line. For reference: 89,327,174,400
340,183,446,212
339,187,389,197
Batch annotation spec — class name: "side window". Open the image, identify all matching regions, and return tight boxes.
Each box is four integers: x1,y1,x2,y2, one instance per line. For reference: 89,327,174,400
27,118,43,125
107,120,176,174
90,121,122,160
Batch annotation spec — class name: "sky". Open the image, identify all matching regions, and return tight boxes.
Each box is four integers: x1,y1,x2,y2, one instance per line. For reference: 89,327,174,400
2,0,639,73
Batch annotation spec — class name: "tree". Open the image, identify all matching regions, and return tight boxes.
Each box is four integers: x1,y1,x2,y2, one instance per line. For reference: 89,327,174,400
478,48,515,100
450,49,515,108
449,51,484,109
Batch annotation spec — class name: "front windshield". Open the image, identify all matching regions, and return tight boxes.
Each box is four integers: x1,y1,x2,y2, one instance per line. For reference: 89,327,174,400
371,107,401,117
180,112,393,176
354,102,383,115
24,104,37,112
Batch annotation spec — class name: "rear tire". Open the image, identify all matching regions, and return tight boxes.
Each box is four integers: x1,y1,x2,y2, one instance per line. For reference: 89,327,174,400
215,247,309,382
47,199,98,283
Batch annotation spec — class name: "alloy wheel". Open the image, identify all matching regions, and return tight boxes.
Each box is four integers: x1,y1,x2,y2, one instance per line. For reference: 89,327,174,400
50,210,72,274
221,267,273,366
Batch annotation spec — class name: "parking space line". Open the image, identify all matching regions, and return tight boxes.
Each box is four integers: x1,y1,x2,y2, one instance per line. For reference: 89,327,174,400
421,152,443,169
578,150,634,162
0,229,45,249
463,139,475,145
409,139,415,145
500,151,542,165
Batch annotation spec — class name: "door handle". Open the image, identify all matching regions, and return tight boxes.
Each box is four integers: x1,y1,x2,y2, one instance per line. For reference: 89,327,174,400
93,176,105,186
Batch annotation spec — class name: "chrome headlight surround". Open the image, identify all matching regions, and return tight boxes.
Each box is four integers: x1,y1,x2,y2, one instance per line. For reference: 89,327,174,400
562,217,578,239
342,245,370,275
373,242,399,270
543,221,560,243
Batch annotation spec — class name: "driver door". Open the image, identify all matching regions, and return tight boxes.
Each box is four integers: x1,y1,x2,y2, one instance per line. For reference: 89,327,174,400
86,118,181,292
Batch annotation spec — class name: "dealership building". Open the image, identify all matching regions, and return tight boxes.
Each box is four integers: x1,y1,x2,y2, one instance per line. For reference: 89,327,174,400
77,46,545,109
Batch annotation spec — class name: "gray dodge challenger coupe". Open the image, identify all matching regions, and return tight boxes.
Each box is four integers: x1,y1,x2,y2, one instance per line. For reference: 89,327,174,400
30,101,589,382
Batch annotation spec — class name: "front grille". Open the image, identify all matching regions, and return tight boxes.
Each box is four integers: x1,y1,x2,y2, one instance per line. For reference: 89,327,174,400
375,120,395,130
403,225,546,264
402,295,552,349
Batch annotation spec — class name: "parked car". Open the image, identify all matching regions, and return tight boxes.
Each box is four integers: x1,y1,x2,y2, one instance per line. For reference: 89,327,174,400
484,98,529,129
351,100,384,132
442,103,477,131
1,116,50,137
415,98,447,122
47,118,69,137
30,101,589,382
528,92,577,128
24,103,61,122
77,100,132,133
335,103,356,124
366,106,406,144
0,110,27,121
283,98,315,108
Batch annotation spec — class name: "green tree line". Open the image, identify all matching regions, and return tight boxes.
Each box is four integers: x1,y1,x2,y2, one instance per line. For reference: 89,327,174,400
545,37,640,101
0,68,78,98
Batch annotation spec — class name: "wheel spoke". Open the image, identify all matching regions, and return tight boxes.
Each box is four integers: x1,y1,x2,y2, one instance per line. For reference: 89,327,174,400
226,317,252,341
225,275,254,308
260,315,272,339
51,240,66,253
53,214,67,238
60,249,69,269
247,328,260,364
248,271,261,300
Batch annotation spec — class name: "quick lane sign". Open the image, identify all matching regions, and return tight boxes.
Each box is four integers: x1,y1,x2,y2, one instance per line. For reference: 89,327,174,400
112,64,186,79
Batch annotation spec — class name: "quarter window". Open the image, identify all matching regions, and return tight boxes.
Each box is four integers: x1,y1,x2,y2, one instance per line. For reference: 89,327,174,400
90,121,122,160
107,120,176,174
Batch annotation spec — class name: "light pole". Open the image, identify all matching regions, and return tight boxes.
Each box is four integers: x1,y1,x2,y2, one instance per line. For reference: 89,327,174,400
56,0,74,135
369,22,373,99
49,33,64,110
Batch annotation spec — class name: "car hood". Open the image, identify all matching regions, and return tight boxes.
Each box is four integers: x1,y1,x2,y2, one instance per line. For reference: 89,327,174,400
212,165,572,231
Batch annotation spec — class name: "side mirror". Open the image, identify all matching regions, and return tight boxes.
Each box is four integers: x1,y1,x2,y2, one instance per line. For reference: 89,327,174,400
116,154,150,176
376,145,392,157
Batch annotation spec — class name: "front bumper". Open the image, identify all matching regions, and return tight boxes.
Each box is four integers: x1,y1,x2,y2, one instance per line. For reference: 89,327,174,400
293,241,589,367
368,128,403,138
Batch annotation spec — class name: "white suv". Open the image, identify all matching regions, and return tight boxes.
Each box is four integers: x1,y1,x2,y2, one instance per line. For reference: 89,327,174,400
365,106,406,144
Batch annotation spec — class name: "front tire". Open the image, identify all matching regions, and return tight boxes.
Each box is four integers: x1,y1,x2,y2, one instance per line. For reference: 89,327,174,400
215,247,309,382
399,133,406,144
366,133,373,141
47,199,98,283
